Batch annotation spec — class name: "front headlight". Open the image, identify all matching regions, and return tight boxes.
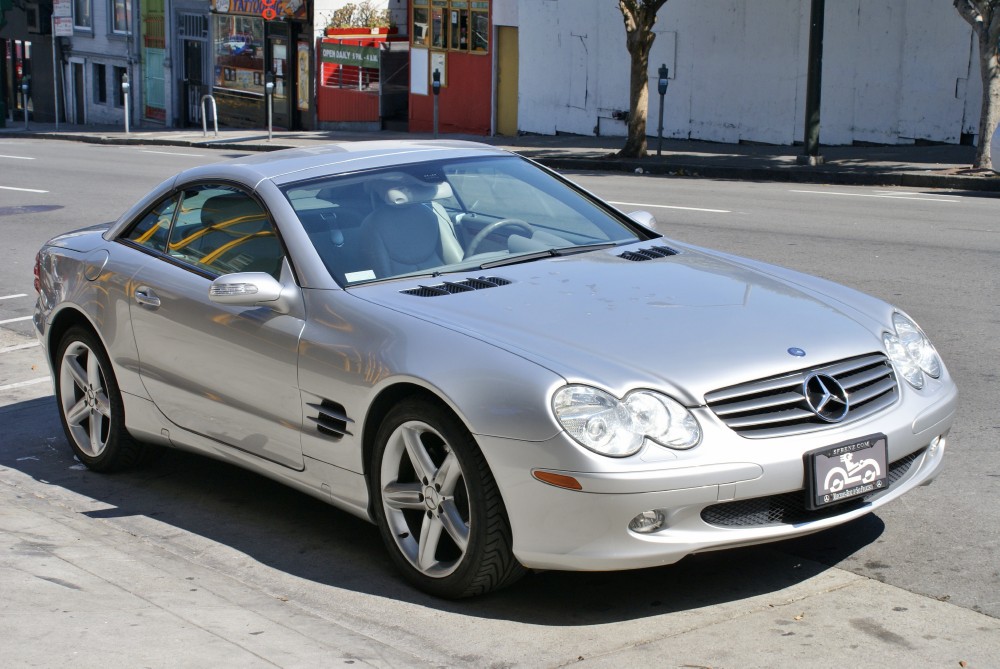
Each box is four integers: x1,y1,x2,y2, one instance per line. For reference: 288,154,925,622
552,385,701,457
883,312,942,389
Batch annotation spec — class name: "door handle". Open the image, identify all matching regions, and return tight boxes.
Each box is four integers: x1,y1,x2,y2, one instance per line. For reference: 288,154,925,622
134,286,161,308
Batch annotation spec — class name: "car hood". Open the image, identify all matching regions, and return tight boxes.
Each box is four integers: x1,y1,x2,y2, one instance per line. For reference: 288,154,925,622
363,246,888,405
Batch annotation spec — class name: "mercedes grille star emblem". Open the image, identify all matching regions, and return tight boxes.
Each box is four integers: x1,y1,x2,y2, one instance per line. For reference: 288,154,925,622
803,373,850,422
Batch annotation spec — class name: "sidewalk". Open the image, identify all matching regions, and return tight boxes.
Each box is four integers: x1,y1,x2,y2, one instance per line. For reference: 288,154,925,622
3,121,999,191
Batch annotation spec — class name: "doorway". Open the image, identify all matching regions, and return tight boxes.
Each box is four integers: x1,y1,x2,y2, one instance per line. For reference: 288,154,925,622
182,40,204,126
72,62,85,124
266,22,291,130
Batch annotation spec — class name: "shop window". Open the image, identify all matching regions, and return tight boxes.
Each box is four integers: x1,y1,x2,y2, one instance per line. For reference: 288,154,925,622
412,0,488,54
73,0,92,29
412,0,429,47
93,64,107,104
213,14,265,95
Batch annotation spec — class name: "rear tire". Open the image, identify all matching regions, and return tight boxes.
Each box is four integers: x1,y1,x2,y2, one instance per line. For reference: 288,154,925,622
55,327,149,472
371,398,525,598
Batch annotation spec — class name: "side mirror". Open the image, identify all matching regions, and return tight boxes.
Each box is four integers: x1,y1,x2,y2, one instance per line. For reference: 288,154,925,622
628,210,658,232
209,272,291,313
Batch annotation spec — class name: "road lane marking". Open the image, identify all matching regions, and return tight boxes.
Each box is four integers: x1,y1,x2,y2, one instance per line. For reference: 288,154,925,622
0,154,35,160
0,377,50,392
0,294,28,300
790,189,959,203
608,200,731,214
0,341,40,353
139,150,206,157
0,316,33,325
0,186,48,193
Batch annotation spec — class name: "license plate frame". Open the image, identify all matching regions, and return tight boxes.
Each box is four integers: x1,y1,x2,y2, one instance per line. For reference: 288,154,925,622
805,434,889,510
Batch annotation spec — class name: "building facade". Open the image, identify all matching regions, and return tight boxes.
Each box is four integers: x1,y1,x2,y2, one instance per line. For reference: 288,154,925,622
514,0,982,146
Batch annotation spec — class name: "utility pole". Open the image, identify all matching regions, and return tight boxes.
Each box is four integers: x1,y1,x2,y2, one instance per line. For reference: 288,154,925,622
798,0,825,165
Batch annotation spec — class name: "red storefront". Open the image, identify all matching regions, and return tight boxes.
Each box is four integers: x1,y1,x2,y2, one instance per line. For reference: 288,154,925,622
407,0,492,135
316,28,408,131
315,1,493,136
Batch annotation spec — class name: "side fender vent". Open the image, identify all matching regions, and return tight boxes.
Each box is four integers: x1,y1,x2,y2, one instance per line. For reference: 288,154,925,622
618,245,679,262
401,276,512,297
307,400,354,440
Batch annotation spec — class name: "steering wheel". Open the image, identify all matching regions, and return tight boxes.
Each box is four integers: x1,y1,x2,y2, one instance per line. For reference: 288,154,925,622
466,219,534,256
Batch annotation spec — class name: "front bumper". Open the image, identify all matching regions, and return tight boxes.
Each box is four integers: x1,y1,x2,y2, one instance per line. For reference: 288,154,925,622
479,381,956,572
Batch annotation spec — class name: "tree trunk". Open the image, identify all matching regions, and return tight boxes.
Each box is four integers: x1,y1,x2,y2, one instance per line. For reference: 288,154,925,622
619,34,654,158
974,30,1000,169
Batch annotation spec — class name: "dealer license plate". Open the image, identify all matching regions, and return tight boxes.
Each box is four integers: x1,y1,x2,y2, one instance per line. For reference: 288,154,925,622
805,434,889,510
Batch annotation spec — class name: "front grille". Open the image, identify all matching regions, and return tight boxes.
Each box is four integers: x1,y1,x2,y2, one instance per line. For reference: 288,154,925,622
700,448,923,528
400,276,511,297
705,353,899,438
618,245,679,261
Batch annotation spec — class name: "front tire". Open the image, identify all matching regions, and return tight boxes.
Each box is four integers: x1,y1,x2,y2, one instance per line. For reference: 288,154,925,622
371,399,525,598
55,326,149,472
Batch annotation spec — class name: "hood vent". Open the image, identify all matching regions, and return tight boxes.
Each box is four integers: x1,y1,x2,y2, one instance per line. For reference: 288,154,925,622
618,245,679,262
307,400,353,440
401,276,511,297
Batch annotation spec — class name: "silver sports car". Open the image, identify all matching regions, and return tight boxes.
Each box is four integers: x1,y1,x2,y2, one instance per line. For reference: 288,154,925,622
33,141,957,598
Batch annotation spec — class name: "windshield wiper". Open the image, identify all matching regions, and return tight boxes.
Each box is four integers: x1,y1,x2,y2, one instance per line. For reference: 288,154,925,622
479,249,557,269
479,242,619,269
551,242,619,256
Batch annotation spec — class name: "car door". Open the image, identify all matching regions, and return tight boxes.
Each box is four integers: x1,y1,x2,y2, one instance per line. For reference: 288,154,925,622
122,183,306,469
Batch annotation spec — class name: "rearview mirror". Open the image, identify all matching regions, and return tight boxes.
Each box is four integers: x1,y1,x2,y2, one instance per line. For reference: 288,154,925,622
209,272,291,313
628,210,658,232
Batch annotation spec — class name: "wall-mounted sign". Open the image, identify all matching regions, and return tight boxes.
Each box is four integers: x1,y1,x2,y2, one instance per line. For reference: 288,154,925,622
53,0,72,18
53,16,74,36
213,0,306,20
320,43,380,69
430,51,446,86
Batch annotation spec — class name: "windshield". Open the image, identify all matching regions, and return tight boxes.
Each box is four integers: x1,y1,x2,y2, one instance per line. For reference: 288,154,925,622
282,155,648,286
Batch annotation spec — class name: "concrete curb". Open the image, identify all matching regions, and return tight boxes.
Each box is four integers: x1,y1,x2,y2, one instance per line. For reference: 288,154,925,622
6,130,1000,191
536,156,1000,192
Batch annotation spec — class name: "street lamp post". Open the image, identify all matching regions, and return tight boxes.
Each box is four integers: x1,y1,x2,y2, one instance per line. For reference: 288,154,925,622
656,64,669,157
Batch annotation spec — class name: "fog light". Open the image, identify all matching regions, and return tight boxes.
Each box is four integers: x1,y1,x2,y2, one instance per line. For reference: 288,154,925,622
928,435,944,457
629,510,666,534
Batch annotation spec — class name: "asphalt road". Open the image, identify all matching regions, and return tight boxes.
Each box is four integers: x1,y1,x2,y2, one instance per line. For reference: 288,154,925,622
0,139,997,665
575,171,1000,618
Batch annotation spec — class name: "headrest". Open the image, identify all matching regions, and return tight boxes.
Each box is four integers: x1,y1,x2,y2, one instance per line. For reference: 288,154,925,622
370,177,454,206
200,193,266,228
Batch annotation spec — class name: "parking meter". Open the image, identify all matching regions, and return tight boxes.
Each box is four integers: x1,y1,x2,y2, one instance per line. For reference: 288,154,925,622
265,75,275,142
656,64,669,155
21,79,29,129
432,69,441,138
121,73,131,133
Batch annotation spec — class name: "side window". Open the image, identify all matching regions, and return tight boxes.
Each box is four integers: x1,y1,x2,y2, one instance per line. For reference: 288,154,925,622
124,196,177,253
166,185,285,278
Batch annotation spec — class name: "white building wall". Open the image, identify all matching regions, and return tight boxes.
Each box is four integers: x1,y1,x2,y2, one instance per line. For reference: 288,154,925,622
517,0,980,146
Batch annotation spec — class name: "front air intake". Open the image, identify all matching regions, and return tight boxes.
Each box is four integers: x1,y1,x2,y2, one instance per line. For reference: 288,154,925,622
400,276,512,297
618,245,679,261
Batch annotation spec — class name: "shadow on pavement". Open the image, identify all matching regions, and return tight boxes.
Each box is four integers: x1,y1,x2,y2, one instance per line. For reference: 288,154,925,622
0,394,884,625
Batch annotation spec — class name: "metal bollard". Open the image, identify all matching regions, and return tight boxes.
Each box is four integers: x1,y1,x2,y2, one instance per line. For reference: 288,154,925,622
122,74,131,134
